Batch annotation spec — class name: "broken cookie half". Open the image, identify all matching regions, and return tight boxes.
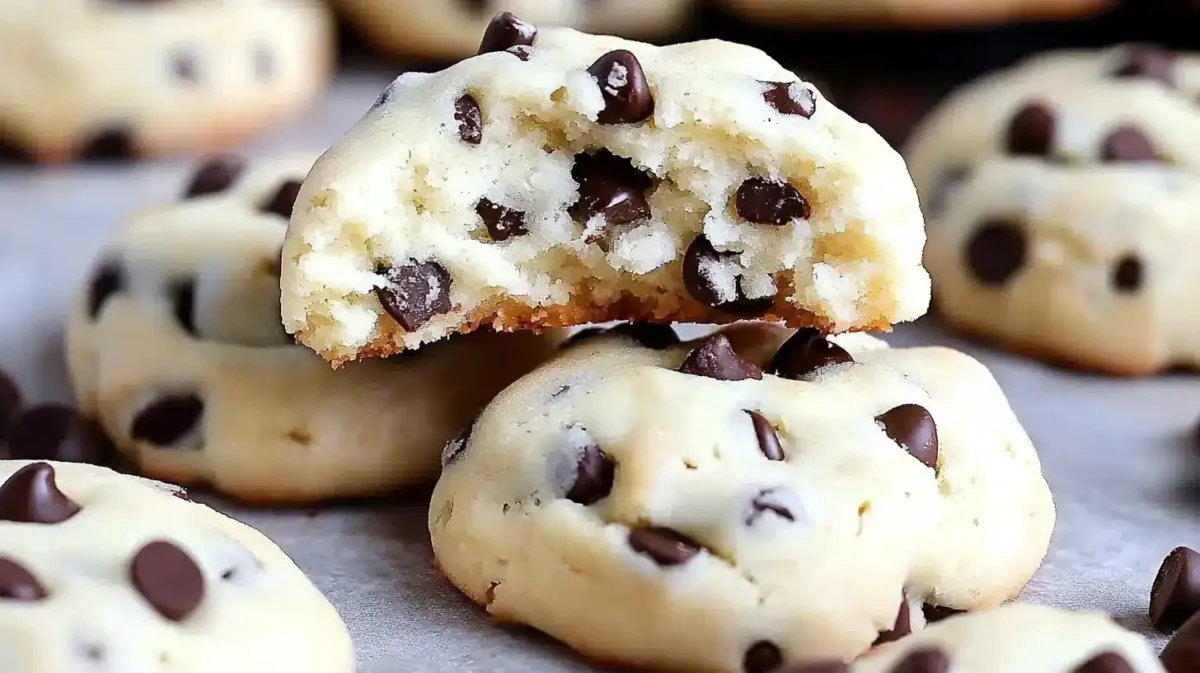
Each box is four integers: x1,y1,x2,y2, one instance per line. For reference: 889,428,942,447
281,12,930,364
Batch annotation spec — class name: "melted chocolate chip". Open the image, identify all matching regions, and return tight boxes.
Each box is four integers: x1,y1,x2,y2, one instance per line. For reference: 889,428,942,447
782,663,850,673
1112,255,1143,292
762,81,816,118
130,540,205,622
81,127,136,161
260,179,303,220
1073,652,1135,673
743,641,783,673
767,328,853,380
7,404,115,465
442,421,473,467
587,50,655,125
873,599,913,646
476,198,528,241
922,604,965,623
891,647,951,673
679,334,764,382
628,527,702,566
0,557,45,601
1101,126,1158,162
130,394,204,448
1151,546,1200,633
735,177,811,226
478,12,537,55
682,235,773,316
1111,45,1176,87
168,278,197,336
569,150,653,228
0,462,80,524
87,261,124,320
455,94,483,145
563,441,615,505
183,154,245,199
0,370,23,440
374,260,454,331
747,411,784,461
746,486,797,525
876,404,938,471
966,220,1026,287
1005,102,1055,157
607,322,679,350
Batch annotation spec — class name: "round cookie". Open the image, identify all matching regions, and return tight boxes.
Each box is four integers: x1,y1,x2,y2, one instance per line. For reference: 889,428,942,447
0,460,353,672
428,323,1054,672
718,0,1110,27
65,155,563,503
281,13,930,364
0,0,334,163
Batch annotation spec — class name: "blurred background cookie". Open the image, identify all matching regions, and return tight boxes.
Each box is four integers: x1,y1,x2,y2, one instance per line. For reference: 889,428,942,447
0,0,334,163
717,0,1112,27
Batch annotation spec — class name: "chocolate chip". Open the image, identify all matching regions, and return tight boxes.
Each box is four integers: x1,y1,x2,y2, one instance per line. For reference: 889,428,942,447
168,278,197,336
922,603,964,623
81,127,136,161
476,198,527,241
0,370,23,441
746,486,797,525
478,12,537,55
1101,126,1158,162
679,334,764,382
1112,255,1143,292
260,179,303,220
682,235,773,316
569,150,653,228
890,648,951,673
628,527,702,566
0,462,80,524
171,48,199,83
130,540,205,622
7,404,115,464
183,154,245,198
1162,611,1200,673
767,328,853,380
87,260,124,320
1151,546,1200,632
966,220,1026,287
442,421,473,467
1074,652,1135,673
876,404,938,471
0,138,33,164
253,44,275,82
762,81,816,118
735,177,810,226
780,663,849,673
0,557,45,601
1005,102,1055,157
563,441,615,506
873,599,913,646
743,641,783,673
1112,45,1176,87
607,322,679,350
747,411,784,461
130,394,204,448
455,94,483,145
375,260,454,331
587,50,655,125
507,45,532,61
561,327,607,348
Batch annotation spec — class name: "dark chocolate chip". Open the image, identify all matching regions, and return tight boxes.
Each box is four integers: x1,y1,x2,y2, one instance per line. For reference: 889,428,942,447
1005,102,1055,157
966,220,1026,287
767,328,853,380
87,260,124,320
779,663,850,673
678,334,764,382
1101,126,1158,162
171,48,199,84
735,177,811,226
260,179,303,220
1074,652,1135,673
607,322,679,350
81,127,136,161
507,45,533,61
374,260,454,331
478,12,537,55
873,599,913,646
0,462,80,524
168,278,197,336
0,370,23,441
587,50,655,125
0,557,45,601
762,81,816,118
476,198,528,241
922,603,965,623
1112,45,1176,87
371,84,395,110
743,641,784,673
746,486,796,525
682,234,774,316
747,411,784,461
563,442,615,505
183,154,245,199
876,404,938,471
130,540,205,622
130,394,204,448
455,94,483,145
1112,255,1143,292
1162,611,1200,673
890,647,951,673
1151,546,1200,633
7,405,115,465
442,421,473,467
628,527,702,566
253,44,275,82
569,150,653,228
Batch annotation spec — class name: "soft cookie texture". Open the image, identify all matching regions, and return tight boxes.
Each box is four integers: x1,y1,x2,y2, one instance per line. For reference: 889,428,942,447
428,323,1054,673
0,0,333,163
65,156,562,503
330,0,691,60
0,460,353,672
281,14,930,364
718,0,1110,27
907,45,1200,375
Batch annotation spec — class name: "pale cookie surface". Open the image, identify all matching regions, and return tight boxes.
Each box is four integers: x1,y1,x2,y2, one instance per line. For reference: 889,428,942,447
0,0,333,163
330,0,691,59
428,323,1053,673
65,156,562,503
0,460,353,673
718,0,1109,27
281,14,930,364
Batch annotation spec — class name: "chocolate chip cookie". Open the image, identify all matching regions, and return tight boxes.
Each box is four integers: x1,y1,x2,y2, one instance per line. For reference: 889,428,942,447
428,323,1054,672
719,0,1110,27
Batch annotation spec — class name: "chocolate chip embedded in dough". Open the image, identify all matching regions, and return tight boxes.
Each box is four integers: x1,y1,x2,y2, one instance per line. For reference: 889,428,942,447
746,486,798,525
374,260,454,331
872,598,913,646
260,179,304,220
507,45,532,61
587,50,655,125
455,94,483,145
168,278,197,336
442,421,474,467
1004,102,1055,157
627,527,702,566
0,557,46,601
965,219,1026,287
735,177,811,226
569,150,653,228
171,48,199,84
1151,546,1200,633
87,260,124,320
1073,652,1135,673
476,198,527,241
80,127,136,161
607,322,679,350
1111,44,1176,88
130,540,205,622
678,334,764,382
742,641,783,673
780,662,850,673
0,462,80,524
922,603,965,623
130,394,204,449
767,328,853,380
1101,126,1158,163
891,647,951,673
1162,611,1200,673
747,411,784,461
762,81,816,118
478,12,537,55
563,440,615,506
183,154,245,198
876,404,939,471
681,234,774,317
1111,255,1143,293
